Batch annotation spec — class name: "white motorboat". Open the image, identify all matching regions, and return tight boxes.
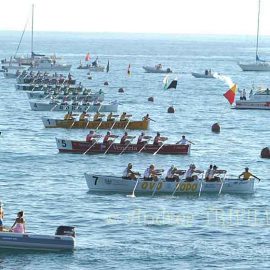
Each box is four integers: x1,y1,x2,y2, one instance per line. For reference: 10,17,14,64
143,65,172,73
0,226,75,251
191,71,216,78
234,88,270,110
84,174,255,195
29,101,118,112
29,58,72,71
238,0,270,71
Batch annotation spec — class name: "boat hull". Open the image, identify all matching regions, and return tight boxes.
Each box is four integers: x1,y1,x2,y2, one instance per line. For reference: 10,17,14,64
43,118,149,130
56,139,190,155
84,174,255,194
234,101,270,110
0,232,75,251
142,66,172,73
30,102,118,112
191,72,215,78
238,62,270,72
29,64,72,71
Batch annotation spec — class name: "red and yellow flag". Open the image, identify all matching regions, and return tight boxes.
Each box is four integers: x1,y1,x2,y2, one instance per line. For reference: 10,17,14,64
223,84,237,105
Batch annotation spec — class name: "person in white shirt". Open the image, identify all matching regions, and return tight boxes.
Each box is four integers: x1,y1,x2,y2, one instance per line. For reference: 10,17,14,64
144,165,163,181
122,163,140,180
166,165,185,181
176,135,193,145
185,164,203,182
205,165,213,181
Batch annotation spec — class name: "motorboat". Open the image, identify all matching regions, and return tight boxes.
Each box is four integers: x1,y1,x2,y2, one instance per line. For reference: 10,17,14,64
143,65,172,73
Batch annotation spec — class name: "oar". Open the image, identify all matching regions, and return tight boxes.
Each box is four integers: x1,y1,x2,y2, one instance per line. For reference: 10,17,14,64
218,173,226,195
198,174,204,197
110,117,119,130
50,102,59,111
124,118,132,130
126,178,140,198
95,120,104,131
137,137,152,154
83,136,102,155
119,136,136,155
104,136,118,154
153,140,167,155
69,119,77,129
151,178,163,197
171,175,186,197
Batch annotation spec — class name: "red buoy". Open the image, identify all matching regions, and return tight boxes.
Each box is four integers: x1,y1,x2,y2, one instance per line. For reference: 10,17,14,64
211,123,220,133
148,97,154,102
167,106,175,113
261,147,270,158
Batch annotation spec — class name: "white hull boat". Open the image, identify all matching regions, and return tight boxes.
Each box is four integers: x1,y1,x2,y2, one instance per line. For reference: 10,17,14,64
29,101,118,112
85,174,255,195
143,66,172,73
191,72,215,78
0,226,75,251
29,63,72,71
238,62,270,72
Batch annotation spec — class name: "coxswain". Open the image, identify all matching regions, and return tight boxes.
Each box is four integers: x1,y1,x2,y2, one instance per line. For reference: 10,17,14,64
120,132,133,145
107,112,119,122
64,111,75,120
176,135,193,145
153,132,167,146
122,163,141,180
79,111,89,121
93,112,105,121
120,112,132,121
103,131,117,144
143,164,163,181
238,168,260,181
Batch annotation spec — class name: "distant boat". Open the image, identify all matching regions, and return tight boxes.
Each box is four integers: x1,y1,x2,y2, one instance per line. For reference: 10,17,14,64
143,64,172,73
238,0,270,71
191,70,216,78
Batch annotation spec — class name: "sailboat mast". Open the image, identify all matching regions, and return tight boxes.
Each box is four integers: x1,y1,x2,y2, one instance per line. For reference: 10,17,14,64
31,4,34,56
255,0,261,61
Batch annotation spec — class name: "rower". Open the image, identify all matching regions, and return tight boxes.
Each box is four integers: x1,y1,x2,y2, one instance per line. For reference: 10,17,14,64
120,112,132,121
120,132,133,145
79,111,89,121
207,165,226,182
142,114,154,122
185,164,203,182
122,163,141,180
64,111,75,120
86,130,99,143
107,112,119,122
166,165,185,182
153,132,167,146
238,167,260,181
144,164,164,181
176,135,193,145
0,201,4,232
93,112,105,122
103,131,117,144
205,165,213,181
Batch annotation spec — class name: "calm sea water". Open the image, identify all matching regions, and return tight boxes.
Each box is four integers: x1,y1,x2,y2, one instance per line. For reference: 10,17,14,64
0,32,270,269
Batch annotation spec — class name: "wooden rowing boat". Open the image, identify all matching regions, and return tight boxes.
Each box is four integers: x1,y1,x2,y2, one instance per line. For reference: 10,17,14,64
43,118,149,130
56,138,190,155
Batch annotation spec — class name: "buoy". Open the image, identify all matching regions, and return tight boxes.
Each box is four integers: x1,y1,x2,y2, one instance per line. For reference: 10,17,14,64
167,106,175,113
211,123,220,133
261,147,270,158
118,88,124,93
88,76,92,80
148,97,154,102
104,81,109,86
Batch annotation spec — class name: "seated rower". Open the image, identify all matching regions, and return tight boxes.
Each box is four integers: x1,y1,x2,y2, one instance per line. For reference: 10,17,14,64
153,132,168,146
103,131,118,144
93,112,105,122
64,111,75,120
166,165,186,182
86,130,100,143
142,114,155,122
143,164,164,181
107,112,119,122
120,112,132,121
207,165,225,182
176,135,193,145
120,132,133,145
185,164,203,182
79,111,89,121
137,132,151,144
238,167,260,181
205,165,213,181
122,163,141,180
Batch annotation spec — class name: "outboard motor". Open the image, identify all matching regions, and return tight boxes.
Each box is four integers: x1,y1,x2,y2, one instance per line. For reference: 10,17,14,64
55,226,75,237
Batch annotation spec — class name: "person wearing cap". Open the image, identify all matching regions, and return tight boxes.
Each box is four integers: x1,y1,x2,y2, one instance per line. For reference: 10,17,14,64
153,132,168,146
239,168,260,181
0,202,4,232
122,163,141,180
176,135,193,145
120,112,132,121
185,164,203,182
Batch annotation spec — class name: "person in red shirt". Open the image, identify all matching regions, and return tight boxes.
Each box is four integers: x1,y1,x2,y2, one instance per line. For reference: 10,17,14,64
120,132,133,145
86,130,100,144
103,131,118,144
153,132,167,146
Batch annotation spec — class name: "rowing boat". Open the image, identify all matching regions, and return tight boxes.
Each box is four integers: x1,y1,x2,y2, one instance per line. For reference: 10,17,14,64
30,101,118,112
84,174,255,194
43,118,149,129
56,139,190,154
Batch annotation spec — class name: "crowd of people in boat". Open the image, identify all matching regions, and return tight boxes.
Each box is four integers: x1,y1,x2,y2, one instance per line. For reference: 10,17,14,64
121,164,260,182
0,203,26,234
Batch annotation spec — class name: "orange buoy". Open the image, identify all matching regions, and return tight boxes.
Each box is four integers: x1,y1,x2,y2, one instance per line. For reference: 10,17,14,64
104,81,109,86
118,88,124,93
261,147,270,158
167,106,175,113
211,123,220,133
148,97,154,102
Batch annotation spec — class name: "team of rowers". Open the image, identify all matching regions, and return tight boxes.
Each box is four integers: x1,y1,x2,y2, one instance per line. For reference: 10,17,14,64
85,130,192,146
122,164,260,182
64,111,152,122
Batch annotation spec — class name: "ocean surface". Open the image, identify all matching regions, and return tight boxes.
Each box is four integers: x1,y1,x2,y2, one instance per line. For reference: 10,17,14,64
0,31,270,269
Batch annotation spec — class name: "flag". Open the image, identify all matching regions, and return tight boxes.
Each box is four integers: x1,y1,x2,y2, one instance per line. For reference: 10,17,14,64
163,75,169,90
106,60,110,73
85,52,91,61
127,64,131,75
167,79,178,90
223,84,238,105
